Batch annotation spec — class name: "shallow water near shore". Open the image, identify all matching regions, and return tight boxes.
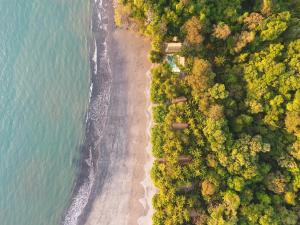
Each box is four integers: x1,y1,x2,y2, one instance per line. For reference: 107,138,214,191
0,1,90,225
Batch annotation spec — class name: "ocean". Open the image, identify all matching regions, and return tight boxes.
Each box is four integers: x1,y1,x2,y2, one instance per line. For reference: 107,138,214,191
0,1,91,225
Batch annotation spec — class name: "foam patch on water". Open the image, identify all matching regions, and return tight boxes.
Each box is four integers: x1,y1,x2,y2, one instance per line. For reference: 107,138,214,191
92,40,97,75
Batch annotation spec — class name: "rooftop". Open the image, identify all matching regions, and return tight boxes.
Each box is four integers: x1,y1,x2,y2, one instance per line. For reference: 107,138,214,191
165,42,182,53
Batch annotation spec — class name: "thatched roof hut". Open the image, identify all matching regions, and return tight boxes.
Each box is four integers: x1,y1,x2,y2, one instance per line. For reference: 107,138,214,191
165,42,182,54
172,96,187,104
177,184,194,193
157,155,192,164
157,158,166,163
178,155,192,165
172,122,189,130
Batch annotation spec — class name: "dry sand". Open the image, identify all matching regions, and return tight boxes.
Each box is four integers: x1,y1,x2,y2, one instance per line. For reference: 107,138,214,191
84,27,153,225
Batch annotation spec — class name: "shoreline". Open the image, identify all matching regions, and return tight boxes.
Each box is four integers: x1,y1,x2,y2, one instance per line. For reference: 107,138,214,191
62,0,113,224
62,0,154,224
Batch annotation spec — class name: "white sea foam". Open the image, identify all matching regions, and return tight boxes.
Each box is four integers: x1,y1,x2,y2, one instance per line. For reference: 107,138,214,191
89,83,93,101
63,148,95,225
85,82,93,123
92,41,97,74
62,0,112,224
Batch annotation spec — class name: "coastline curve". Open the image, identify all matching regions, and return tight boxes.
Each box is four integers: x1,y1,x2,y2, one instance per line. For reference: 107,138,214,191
62,0,112,224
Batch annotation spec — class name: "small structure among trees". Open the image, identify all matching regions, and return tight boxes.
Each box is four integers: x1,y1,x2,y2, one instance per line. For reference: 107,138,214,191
164,37,185,73
176,183,194,193
157,155,192,165
165,41,182,54
171,122,189,130
178,155,192,165
171,96,187,104
157,158,166,163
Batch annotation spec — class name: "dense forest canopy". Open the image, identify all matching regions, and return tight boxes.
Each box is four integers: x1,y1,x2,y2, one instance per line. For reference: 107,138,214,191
116,0,300,224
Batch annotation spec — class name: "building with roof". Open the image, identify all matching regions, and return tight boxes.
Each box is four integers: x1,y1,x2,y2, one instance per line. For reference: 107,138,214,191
165,42,183,54
164,38,185,73
166,54,185,73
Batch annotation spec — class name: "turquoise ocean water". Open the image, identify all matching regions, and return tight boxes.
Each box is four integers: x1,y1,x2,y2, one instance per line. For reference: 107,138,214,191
0,1,91,225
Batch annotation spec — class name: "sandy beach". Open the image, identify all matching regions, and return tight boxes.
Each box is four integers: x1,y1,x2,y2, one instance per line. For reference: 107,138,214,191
84,21,152,225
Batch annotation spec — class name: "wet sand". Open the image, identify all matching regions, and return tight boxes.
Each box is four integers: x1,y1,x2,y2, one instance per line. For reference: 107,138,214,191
84,26,152,225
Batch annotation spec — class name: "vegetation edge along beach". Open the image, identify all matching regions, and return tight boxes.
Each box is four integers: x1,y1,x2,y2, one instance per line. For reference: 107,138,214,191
115,0,300,224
